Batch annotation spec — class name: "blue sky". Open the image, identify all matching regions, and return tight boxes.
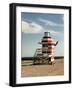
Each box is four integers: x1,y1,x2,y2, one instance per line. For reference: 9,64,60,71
21,12,64,57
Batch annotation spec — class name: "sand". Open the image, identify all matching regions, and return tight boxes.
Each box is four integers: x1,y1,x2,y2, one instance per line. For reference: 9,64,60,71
21,59,64,77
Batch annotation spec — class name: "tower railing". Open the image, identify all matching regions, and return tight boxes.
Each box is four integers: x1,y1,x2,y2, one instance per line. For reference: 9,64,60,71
33,48,52,64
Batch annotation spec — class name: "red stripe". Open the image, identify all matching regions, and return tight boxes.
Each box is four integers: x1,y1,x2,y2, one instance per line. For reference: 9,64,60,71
41,42,56,45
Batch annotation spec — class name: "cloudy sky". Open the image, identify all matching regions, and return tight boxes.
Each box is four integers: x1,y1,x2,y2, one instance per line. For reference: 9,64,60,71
21,12,64,57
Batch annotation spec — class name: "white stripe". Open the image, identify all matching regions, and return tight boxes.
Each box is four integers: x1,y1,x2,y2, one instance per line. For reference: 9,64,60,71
42,38,53,41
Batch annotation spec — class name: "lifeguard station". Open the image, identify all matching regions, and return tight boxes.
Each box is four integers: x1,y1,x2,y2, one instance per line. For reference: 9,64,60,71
33,32,58,65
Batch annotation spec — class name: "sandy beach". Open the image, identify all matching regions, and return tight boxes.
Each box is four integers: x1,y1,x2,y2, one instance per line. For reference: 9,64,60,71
21,59,64,77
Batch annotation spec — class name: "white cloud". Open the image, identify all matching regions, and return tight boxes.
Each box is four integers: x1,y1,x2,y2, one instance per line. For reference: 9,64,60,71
39,18,63,27
22,21,43,33
21,20,63,35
